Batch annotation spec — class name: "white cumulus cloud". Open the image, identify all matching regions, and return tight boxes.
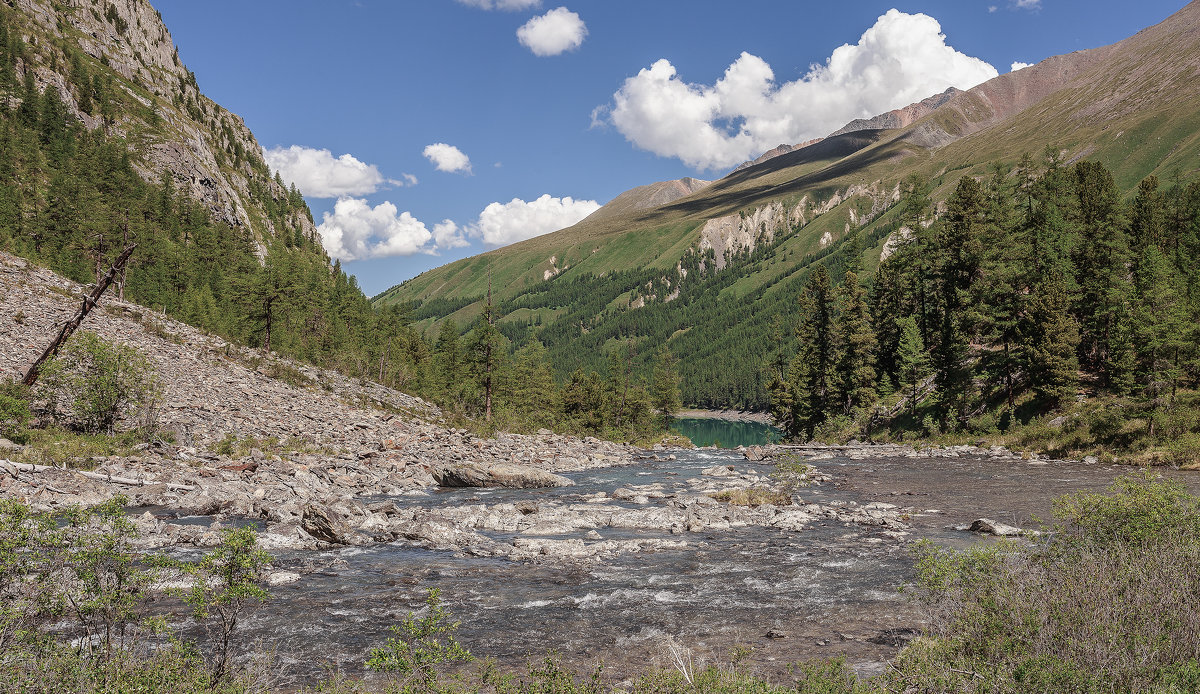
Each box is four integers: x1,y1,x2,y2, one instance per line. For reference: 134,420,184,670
423,143,473,174
457,0,540,9
433,220,470,249
1010,61,1033,71
263,145,402,198
317,197,433,261
471,194,599,246
604,9,998,170
517,7,587,57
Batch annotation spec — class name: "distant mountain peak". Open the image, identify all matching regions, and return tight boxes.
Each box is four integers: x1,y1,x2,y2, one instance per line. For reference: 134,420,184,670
583,177,712,223
728,87,963,175
828,87,962,138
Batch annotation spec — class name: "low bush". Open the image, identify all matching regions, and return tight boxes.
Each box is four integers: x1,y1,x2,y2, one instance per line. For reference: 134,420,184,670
37,331,160,434
0,379,31,442
891,472,1200,693
0,497,272,692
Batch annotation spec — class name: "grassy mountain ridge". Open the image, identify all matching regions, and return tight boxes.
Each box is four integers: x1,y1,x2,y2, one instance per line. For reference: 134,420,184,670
380,1,1200,409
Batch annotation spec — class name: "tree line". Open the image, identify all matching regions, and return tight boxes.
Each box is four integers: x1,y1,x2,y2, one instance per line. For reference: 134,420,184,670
769,153,1200,441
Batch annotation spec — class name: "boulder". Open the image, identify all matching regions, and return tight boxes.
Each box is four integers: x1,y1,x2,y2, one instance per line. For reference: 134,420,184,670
266,571,301,586
432,462,573,489
967,518,1029,537
300,504,353,544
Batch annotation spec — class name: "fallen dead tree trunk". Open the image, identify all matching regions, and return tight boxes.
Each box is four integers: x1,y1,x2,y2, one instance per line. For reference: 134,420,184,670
22,244,136,387
0,459,196,491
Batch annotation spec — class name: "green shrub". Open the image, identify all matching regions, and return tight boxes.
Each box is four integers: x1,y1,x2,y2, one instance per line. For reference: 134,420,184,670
891,473,1200,693
0,379,32,442
176,527,272,682
1053,470,1200,545
1085,405,1127,443
38,331,159,434
365,588,473,687
1,498,273,691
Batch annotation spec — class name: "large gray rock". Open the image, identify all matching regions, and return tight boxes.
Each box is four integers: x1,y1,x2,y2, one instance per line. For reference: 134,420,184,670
300,504,353,544
432,462,573,489
967,518,1030,537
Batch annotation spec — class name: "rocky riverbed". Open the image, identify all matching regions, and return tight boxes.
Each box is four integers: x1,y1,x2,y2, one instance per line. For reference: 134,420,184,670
5,250,1193,686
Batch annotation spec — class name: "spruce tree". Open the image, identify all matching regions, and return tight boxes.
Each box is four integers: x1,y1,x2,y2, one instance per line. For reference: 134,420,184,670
1072,161,1131,388
834,270,876,416
895,316,930,417
1025,272,1080,407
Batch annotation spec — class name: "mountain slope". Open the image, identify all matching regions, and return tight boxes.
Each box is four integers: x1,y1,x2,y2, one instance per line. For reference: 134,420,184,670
378,1,1200,409
581,177,712,224
8,0,314,247
0,0,409,387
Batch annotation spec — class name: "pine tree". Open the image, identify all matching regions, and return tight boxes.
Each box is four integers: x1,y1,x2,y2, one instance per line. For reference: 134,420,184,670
834,270,876,416
976,164,1028,407
561,369,606,434
1025,272,1079,407
793,265,836,439
931,177,985,429
1130,175,1166,258
895,316,930,417
651,347,682,422
894,175,937,347
509,342,557,428
869,257,905,390
1072,160,1131,388
432,319,462,405
465,278,503,421
1130,245,1188,418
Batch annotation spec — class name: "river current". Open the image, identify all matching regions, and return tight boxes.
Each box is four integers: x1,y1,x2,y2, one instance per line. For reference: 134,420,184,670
209,445,1183,687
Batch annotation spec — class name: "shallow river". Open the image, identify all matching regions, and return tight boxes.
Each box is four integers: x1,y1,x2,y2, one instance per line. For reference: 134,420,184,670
214,446,1188,687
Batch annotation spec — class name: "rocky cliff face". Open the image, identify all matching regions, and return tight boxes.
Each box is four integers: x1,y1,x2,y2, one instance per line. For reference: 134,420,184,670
9,0,316,252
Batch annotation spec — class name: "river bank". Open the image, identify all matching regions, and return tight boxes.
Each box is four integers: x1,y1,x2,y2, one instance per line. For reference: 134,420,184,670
674,409,774,424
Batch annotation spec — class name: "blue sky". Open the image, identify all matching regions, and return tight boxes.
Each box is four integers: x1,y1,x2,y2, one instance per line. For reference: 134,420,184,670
154,0,1186,296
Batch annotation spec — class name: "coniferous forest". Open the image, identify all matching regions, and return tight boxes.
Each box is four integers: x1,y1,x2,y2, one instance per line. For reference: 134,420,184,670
0,9,680,441
767,154,1200,461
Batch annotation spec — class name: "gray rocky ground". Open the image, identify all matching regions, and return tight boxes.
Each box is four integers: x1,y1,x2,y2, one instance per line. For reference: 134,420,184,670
1,251,1034,565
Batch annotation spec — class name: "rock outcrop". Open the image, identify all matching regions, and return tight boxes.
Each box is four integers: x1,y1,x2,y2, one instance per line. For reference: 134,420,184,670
432,462,575,489
9,0,317,249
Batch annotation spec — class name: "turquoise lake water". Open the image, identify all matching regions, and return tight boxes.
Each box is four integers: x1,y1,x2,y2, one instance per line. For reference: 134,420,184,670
669,417,783,448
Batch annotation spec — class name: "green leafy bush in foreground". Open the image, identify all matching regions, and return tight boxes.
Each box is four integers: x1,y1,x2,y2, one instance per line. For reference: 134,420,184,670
0,496,272,694
894,471,1200,693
